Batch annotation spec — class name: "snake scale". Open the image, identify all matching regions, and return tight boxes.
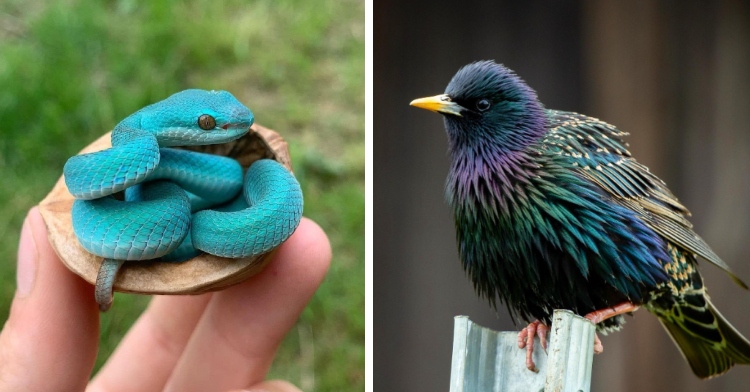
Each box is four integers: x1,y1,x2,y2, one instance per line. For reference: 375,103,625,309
63,90,303,311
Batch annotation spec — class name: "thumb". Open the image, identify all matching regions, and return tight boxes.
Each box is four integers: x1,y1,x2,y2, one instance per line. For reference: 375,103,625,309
0,207,99,391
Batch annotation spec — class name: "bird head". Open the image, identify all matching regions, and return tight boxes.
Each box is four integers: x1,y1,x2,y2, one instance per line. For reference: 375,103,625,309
411,60,546,153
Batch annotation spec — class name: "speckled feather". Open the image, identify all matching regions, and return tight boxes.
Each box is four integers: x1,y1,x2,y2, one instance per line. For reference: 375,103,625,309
425,60,750,378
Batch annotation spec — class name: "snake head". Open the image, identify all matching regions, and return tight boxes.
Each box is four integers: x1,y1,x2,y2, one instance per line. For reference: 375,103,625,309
134,89,255,146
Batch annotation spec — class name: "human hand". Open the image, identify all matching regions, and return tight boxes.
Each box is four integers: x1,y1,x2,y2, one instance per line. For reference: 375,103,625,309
0,207,331,392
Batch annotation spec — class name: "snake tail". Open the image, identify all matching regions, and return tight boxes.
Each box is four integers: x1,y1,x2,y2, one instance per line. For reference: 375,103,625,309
73,181,192,311
95,259,126,312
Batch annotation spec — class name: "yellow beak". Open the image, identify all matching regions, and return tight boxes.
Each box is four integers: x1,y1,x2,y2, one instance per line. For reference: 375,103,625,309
410,94,464,117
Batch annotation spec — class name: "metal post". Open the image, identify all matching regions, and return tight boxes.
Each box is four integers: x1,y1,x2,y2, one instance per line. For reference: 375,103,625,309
450,310,595,392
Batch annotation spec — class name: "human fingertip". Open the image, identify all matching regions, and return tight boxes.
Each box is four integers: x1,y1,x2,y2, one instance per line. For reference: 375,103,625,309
305,217,331,257
265,217,331,296
16,208,40,298
1,206,98,391
292,217,332,273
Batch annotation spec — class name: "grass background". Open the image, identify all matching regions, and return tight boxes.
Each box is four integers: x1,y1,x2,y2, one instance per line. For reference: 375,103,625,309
0,0,364,390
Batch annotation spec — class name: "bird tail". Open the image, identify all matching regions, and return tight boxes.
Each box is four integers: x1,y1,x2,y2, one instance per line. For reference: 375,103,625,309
657,297,750,379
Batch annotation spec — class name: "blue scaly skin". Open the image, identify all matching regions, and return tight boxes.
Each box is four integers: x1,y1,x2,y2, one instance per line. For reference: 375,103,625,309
411,61,750,378
64,89,303,311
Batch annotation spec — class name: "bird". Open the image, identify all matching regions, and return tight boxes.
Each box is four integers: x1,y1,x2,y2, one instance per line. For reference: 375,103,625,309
410,60,750,378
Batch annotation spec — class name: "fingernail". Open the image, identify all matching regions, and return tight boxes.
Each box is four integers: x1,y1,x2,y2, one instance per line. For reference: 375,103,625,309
16,213,38,298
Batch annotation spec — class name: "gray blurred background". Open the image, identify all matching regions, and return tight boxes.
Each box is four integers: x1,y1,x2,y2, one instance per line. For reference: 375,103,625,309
374,0,750,391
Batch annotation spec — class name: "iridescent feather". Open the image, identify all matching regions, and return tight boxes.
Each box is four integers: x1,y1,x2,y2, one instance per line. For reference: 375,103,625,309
415,60,750,378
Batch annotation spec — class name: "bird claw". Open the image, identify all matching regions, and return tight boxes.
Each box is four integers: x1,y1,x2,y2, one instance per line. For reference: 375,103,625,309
517,320,549,372
518,319,603,372
593,333,603,354
581,302,637,356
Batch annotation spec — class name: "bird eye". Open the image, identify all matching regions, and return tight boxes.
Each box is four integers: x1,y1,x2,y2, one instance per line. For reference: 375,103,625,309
476,99,491,112
198,114,216,130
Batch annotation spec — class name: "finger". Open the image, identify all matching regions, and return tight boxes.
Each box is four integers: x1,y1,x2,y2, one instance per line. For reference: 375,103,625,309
164,218,331,392
88,294,212,392
0,207,99,391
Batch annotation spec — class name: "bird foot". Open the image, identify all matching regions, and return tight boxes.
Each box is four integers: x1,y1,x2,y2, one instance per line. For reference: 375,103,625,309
517,320,549,372
518,318,606,372
517,304,634,372
583,301,639,324
593,333,603,354
581,302,638,356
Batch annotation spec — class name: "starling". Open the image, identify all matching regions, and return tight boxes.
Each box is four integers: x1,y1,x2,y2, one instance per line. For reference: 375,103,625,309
410,60,750,378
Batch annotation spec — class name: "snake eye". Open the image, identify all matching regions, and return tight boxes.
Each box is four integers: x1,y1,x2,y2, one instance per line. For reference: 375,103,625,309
476,99,491,112
198,114,216,130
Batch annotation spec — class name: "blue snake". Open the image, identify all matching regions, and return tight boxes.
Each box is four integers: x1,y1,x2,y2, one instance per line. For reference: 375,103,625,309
63,90,303,311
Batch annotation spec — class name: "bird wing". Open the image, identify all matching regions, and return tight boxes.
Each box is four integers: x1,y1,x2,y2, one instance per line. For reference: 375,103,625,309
542,110,747,289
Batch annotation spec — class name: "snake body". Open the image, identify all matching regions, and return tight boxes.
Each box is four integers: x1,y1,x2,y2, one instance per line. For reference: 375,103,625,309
63,90,303,311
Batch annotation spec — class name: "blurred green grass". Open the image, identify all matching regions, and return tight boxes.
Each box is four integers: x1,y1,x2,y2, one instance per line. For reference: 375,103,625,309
0,0,364,390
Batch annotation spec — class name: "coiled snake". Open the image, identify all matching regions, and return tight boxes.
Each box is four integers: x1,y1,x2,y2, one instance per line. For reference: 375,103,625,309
63,90,303,311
